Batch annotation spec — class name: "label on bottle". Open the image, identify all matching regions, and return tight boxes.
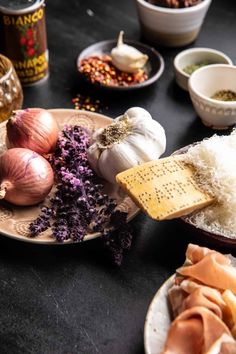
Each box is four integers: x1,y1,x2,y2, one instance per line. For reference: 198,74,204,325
0,0,49,86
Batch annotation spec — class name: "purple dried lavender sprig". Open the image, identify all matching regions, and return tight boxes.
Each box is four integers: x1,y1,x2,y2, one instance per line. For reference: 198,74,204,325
49,125,102,241
29,207,52,236
52,218,70,242
29,124,133,265
29,125,92,239
102,210,133,265
52,127,90,171
55,126,90,159
52,127,128,250
49,181,93,242
50,186,89,243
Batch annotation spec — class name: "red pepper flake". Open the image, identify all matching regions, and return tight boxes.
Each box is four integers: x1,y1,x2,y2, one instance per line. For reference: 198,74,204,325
79,54,148,87
72,94,108,113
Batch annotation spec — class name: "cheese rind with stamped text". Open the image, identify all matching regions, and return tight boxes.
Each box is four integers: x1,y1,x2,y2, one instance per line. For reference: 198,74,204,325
116,155,214,220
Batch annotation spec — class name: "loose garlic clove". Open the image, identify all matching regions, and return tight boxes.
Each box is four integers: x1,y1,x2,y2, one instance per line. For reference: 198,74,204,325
111,31,149,73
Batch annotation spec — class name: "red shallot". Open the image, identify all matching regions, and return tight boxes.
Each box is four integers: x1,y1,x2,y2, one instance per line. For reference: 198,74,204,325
0,148,54,206
6,108,59,155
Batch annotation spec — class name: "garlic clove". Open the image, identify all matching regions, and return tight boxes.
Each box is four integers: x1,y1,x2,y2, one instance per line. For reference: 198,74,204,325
130,117,166,152
111,31,148,73
86,142,103,177
97,141,142,184
117,107,153,122
117,108,166,154
90,127,104,142
125,133,166,161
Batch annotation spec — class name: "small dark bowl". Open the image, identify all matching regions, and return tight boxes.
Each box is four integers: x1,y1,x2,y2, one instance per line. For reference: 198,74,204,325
173,144,236,251
181,218,236,251
76,39,165,91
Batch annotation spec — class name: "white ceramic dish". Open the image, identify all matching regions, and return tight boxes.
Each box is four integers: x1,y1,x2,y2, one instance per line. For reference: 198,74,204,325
188,64,236,129
135,0,212,47
174,47,233,91
144,275,174,354
0,109,139,244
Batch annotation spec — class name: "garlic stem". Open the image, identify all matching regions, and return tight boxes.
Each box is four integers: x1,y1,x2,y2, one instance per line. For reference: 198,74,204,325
117,30,124,47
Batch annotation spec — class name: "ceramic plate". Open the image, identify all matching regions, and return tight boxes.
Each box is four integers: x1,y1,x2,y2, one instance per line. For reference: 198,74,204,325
76,39,165,91
0,109,139,244
144,275,174,354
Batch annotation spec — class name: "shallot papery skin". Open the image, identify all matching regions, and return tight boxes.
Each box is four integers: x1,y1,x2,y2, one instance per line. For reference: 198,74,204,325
6,108,59,155
0,148,54,206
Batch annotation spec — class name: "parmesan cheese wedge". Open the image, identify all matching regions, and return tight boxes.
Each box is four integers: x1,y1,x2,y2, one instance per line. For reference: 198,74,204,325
116,155,215,220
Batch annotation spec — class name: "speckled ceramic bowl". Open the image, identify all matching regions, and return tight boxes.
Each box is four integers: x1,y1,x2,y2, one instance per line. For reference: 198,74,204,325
135,0,212,47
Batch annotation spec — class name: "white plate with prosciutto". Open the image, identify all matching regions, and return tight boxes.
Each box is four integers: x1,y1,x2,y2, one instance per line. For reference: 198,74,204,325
144,243,236,354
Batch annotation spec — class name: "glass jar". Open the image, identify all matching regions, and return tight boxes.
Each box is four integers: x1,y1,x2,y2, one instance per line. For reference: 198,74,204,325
0,53,23,123
0,0,49,86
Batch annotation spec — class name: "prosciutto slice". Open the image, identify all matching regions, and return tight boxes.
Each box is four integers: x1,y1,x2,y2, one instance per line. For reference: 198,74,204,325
168,284,188,318
161,306,232,354
205,334,236,354
182,285,226,319
177,244,236,293
221,342,236,354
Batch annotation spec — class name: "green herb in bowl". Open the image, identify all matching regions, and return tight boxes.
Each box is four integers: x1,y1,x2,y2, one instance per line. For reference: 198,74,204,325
183,61,210,75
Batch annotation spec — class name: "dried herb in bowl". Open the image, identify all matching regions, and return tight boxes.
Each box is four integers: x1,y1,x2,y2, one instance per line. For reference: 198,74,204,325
211,90,236,102
183,61,210,75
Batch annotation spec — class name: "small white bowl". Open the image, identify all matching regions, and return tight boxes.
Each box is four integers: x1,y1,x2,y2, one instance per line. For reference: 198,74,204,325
188,64,236,130
135,0,212,47
174,48,233,91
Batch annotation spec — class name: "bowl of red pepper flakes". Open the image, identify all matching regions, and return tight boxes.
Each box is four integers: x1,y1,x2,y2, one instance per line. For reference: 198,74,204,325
76,39,165,91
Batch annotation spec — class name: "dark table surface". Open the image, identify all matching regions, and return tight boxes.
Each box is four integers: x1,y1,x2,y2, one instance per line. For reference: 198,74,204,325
1,0,236,353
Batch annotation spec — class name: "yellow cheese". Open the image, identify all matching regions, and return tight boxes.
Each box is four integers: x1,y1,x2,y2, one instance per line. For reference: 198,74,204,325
116,155,214,220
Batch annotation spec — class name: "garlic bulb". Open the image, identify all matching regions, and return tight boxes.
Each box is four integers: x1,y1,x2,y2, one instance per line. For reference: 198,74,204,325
87,107,166,184
111,31,148,73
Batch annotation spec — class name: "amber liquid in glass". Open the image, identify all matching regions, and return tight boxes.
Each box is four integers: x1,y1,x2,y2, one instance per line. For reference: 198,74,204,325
0,85,23,123
0,55,23,123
